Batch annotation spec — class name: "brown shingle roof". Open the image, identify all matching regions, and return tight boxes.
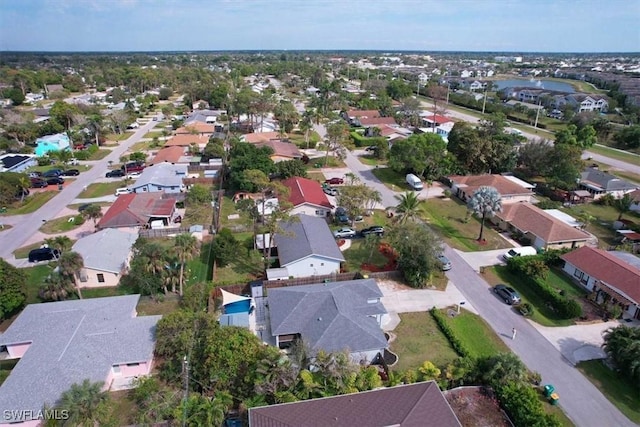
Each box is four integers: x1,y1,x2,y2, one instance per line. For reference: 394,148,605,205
175,122,215,134
561,246,640,303
255,140,302,159
449,174,533,197
243,131,282,143
346,109,381,118
164,134,208,147
98,192,176,229
359,116,398,126
150,146,185,165
248,381,461,427
497,203,590,244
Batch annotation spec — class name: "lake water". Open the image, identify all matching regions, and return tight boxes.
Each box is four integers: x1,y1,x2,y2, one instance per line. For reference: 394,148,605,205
493,79,575,93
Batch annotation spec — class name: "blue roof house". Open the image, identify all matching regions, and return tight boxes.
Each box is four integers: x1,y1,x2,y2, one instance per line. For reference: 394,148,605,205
34,133,71,157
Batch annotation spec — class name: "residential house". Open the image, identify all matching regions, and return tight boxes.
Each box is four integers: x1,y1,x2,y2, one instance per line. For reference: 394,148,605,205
565,94,609,112
24,93,44,104
175,122,215,136
448,174,535,204
493,202,592,250
467,80,484,91
72,229,138,288
185,109,227,124
256,140,302,162
357,116,398,128
421,113,454,129
628,189,640,212
249,381,461,427
0,154,37,173
267,279,387,363
45,84,65,97
98,192,177,229
281,176,333,217
149,146,189,166
242,131,282,144
192,99,210,110
506,100,546,112
578,167,639,200
34,133,71,157
128,163,187,194
561,247,640,320
0,295,161,426
272,214,344,279
163,133,209,150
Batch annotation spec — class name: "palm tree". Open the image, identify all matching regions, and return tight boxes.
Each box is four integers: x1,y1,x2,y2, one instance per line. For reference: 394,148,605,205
140,243,170,294
173,233,199,296
59,379,108,426
612,193,633,221
86,114,103,147
18,175,30,202
602,325,640,386
81,204,103,227
299,110,314,149
467,186,502,242
44,236,72,253
394,191,423,224
39,272,76,301
575,210,595,231
57,251,85,299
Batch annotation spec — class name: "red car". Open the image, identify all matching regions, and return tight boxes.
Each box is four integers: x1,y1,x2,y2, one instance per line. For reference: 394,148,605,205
325,177,344,185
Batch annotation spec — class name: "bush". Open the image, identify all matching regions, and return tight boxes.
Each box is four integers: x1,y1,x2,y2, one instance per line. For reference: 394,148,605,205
429,308,472,358
496,382,562,427
596,193,615,206
535,199,562,209
518,303,534,317
507,256,582,319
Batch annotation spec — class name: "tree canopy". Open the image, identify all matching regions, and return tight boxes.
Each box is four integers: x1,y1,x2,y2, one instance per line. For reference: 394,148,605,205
387,222,443,288
0,258,27,320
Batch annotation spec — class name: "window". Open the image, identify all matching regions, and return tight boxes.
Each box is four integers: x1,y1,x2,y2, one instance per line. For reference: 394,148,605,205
573,269,583,279
320,263,324,266
309,264,314,267
112,365,121,374
315,210,324,216
126,362,139,367
97,273,105,283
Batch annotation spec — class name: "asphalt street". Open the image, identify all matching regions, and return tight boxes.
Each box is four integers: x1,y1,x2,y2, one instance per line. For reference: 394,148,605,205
0,119,159,261
313,121,634,426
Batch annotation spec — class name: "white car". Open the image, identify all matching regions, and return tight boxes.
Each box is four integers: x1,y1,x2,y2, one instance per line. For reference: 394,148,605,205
115,188,131,196
333,227,356,238
126,172,141,179
127,122,140,129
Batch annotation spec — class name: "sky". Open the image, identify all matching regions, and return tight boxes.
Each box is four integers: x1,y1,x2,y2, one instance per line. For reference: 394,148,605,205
0,0,639,53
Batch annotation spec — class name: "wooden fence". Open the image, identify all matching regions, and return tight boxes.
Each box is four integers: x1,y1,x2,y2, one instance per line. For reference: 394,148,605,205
139,226,191,239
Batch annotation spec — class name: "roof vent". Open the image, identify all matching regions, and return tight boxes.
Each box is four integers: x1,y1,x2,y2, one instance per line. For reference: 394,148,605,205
317,317,322,321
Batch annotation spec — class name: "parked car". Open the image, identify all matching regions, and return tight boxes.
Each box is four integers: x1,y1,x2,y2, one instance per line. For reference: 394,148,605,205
28,247,60,263
68,158,80,165
365,145,378,152
43,169,64,178
61,169,80,176
78,203,93,212
325,177,344,185
46,177,65,185
126,171,141,179
122,164,145,173
30,178,48,188
28,172,42,178
323,186,338,196
361,226,385,237
437,254,452,271
115,187,132,196
333,227,357,238
105,169,125,178
493,284,521,305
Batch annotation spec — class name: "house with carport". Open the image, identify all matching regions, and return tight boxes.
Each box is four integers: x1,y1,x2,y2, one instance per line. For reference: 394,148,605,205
267,279,388,364
72,229,138,288
578,167,638,200
561,246,640,320
270,214,344,279
492,202,592,250
281,176,334,217
98,192,177,230
0,295,160,426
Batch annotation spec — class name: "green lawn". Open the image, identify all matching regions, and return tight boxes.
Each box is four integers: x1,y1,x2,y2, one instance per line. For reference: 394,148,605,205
441,309,510,358
137,297,181,316
371,167,408,191
184,199,214,227
358,155,383,167
1,192,57,215
82,286,137,299
104,131,134,142
342,239,392,273
483,266,581,327
421,198,511,252
88,149,113,160
129,139,165,152
288,130,321,148
308,156,346,169
78,181,125,198
187,239,215,285
390,312,459,372
143,131,164,139
560,203,629,249
588,144,640,166
23,264,55,304
13,241,48,259
39,215,85,234
577,360,640,424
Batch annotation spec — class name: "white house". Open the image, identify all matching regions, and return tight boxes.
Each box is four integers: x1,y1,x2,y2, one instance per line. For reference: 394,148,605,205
272,214,344,279
0,154,37,173
128,163,187,194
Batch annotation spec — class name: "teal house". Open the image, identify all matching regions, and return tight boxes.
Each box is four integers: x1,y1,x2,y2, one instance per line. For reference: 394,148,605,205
35,133,71,157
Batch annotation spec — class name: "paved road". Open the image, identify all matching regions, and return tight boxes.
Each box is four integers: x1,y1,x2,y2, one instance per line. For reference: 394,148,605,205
313,120,634,426
420,99,640,174
0,119,158,261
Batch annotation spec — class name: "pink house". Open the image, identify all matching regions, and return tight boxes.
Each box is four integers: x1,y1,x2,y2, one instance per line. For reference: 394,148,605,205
0,295,160,426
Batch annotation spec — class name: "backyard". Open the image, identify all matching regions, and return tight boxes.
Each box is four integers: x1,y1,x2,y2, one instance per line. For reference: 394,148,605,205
421,198,512,252
561,202,637,249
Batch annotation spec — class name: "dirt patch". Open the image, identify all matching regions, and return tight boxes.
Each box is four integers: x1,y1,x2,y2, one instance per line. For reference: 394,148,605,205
376,279,413,292
445,387,510,427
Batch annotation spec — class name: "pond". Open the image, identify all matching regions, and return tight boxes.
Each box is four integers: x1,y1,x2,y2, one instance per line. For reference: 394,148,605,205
493,78,575,93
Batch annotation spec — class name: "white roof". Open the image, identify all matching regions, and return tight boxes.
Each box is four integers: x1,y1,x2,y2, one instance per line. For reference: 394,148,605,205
72,229,138,273
543,209,582,228
503,175,536,189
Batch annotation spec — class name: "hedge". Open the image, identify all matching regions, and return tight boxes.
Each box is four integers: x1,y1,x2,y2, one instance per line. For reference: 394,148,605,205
429,307,471,358
507,256,582,319
496,382,562,427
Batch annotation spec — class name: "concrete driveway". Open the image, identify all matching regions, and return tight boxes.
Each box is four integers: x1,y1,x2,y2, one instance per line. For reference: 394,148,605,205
455,248,507,272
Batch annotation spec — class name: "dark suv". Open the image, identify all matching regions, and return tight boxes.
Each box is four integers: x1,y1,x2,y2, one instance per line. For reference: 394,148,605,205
106,169,125,178
28,247,60,262
46,177,65,185
30,178,48,188
494,284,521,305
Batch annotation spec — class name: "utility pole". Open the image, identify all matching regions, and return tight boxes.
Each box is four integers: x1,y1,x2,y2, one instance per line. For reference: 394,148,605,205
481,88,488,115
534,98,542,129
182,356,189,427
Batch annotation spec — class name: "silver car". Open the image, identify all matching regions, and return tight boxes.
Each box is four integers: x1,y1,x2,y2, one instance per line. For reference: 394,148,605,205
437,255,452,271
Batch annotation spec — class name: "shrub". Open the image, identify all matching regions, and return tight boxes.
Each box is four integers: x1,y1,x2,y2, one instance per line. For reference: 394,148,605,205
596,193,615,206
535,199,562,209
496,382,562,427
518,303,534,317
429,308,472,358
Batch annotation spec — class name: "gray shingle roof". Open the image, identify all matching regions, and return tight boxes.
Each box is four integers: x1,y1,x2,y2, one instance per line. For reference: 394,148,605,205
275,214,345,266
130,163,186,191
0,295,160,423
72,229,138,273
268,279,387,354
580,167,638,192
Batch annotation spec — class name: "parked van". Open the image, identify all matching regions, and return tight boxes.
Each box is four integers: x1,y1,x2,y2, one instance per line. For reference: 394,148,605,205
115,187,132,196
406,174,424,191
28,247,60,263
503,246,538,261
